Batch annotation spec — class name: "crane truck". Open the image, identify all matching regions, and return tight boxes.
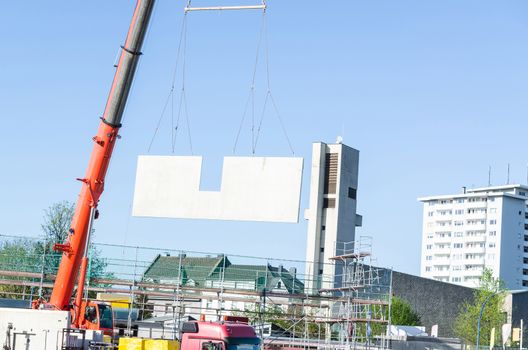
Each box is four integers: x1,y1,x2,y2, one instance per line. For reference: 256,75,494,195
13,1,262,349
31,0,156,335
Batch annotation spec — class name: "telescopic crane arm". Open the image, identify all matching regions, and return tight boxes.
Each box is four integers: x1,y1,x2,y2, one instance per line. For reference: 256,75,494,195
48,0,156,312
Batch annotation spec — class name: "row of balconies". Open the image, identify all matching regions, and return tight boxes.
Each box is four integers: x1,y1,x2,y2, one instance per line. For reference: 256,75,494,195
430,258,486,266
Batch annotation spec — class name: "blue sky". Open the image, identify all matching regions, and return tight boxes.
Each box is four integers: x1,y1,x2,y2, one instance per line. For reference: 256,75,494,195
0,1,527,275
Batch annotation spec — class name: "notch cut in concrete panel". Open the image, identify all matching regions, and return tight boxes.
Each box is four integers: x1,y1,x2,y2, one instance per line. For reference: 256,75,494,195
132,155,304,223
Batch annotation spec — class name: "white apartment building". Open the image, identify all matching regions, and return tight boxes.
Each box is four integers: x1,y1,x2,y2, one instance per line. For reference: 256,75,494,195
419,184,528,289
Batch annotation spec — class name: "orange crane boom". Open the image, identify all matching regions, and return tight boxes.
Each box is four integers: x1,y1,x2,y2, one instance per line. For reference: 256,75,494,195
46,0,156,323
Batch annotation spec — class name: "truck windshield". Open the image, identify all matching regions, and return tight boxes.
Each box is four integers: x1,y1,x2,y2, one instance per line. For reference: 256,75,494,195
227,345,259,350
98,304,113,329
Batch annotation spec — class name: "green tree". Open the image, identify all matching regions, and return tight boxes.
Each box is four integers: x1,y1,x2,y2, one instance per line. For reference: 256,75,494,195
41,201,74,248
454,269,506,345
37,201,75,275
39,201,111,281
390,296,421,326
0,202,112,301
0,239,41,299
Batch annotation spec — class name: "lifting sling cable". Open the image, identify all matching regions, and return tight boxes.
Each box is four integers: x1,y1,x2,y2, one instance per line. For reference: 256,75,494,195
147,13,193,154
233,8,295,155
233,11,265,155
151,0,293,155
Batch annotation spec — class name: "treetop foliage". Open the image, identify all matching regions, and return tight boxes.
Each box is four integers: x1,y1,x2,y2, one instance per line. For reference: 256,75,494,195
454,268,506,345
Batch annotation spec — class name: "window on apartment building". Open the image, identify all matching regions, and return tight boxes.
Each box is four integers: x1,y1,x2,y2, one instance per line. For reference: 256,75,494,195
319,269,323,275
489,197,495,202
320,247,324,253
525,246,528,253
455,209,464,215
520,191,526,196
524,224,528,230
425,267,431,272
523,269,528,276
348,187,357,200
523,280,528,287
457,199,464,203
321,225,326,231
490,220,497,225
489,231,496,236
488,243,496,248
428,211,434,217
454,243,463,249
467,220,482,225
454,232,463,237
452,265,462,271
441,232,452,237
426,256,432,261
455,221,463,226
490,208,497,214
524,257,528,264
427,234,433,239
426,245,432,250
429,201,437,206
452,277,461,282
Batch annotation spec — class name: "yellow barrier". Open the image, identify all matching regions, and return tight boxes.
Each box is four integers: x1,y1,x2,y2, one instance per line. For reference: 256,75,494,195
118,338,145,350
103,335,112,344
144,339,180,350
118,338,179,350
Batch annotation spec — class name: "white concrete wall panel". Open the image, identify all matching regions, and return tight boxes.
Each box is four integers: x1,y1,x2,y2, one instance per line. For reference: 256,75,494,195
132,156,303,223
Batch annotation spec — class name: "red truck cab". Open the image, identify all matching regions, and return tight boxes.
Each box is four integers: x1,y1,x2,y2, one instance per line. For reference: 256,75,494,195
181,321,260,350
78,301,114,336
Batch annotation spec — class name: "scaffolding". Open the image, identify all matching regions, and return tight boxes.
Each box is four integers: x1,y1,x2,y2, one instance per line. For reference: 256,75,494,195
0,234,391,349
318,236,392,350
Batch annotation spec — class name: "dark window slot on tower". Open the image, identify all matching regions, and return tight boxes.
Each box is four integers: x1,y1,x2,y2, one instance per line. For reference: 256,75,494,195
348,187,357,199
323,198,336,208
324,153,338,195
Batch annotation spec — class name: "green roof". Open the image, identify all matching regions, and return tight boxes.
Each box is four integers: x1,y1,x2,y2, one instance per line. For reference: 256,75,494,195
143,255,304,293
143,255,229,287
